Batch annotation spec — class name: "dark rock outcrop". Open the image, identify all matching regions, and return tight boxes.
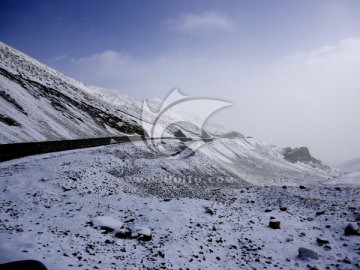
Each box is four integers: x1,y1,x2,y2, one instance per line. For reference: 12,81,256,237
283,147,321,164
344,223,359,236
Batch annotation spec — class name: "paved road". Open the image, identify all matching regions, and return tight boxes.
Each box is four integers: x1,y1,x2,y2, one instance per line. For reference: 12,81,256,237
0,135,206,162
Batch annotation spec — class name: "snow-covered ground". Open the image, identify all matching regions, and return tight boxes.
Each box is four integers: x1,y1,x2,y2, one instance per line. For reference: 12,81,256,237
0,143,359,270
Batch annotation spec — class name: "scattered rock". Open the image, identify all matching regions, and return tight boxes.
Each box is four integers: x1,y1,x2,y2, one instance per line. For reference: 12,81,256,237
280,207,287,211
205,207,215,216
135,227,152,241
158,251,165,258
269,220,281,229
316,238,329,246
115,227,132,239
228,245,237,250
344,222,359,236
299,185,306,190
315,211,325,216
298,247,319,260
124,218,135,223
90,216,124,232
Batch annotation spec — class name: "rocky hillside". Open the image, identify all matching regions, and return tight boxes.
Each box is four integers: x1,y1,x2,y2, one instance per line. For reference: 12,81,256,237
0,42,145,143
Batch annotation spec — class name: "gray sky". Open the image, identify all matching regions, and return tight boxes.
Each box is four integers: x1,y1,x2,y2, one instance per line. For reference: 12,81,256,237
1,0,360,165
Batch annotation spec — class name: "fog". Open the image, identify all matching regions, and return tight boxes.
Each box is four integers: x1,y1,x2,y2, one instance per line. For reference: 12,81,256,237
52,37,360,166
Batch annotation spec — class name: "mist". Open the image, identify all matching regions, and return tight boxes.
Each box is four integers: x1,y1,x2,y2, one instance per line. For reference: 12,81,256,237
51,37,360,166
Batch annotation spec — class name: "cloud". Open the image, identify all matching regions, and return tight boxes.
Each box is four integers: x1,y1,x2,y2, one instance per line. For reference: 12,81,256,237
53,54,68,61
280,37,360,68
70,50,129,66
67,50,130,81
167,11,234,32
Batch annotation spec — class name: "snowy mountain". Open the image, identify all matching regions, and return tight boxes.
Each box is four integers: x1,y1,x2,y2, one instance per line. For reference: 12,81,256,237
0,41,342,185
327,157,360,185
0,42,146,143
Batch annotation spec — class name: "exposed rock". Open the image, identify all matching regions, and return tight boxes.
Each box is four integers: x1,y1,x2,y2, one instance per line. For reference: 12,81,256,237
0,260,47,270
315,211,325,216
115,227,132,239
316,238,329,246
283,147,321,164
138,234,152,241
344,222,359,236
0,90,27,115
298,247,319,260
135,227,152,241
124,218,135,224
0,113,21,126
269,220,281,229
205,207,215,216
158,250,165,258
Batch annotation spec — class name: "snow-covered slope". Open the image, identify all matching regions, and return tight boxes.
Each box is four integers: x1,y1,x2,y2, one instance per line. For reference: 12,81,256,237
0,42,144,142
